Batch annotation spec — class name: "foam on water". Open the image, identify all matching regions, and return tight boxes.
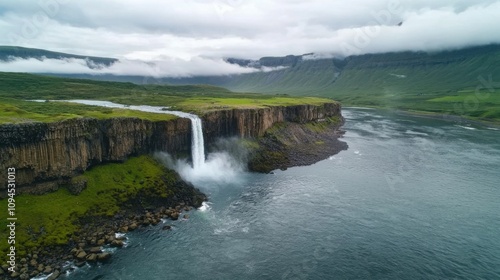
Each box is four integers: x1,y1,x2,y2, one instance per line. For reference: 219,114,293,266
405,129,429,136
455,125,476,130
198,202,211,212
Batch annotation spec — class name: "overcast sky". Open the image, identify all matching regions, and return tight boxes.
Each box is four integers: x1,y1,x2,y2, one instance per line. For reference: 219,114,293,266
1,0,499,76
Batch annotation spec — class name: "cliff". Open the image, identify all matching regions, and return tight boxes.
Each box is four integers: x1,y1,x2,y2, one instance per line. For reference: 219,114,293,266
202,102,342,139
0,117,191,194
0,102,342,195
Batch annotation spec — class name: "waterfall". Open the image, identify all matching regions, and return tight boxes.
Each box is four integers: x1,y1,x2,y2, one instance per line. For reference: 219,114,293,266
187,115,205,169
32,100,206,169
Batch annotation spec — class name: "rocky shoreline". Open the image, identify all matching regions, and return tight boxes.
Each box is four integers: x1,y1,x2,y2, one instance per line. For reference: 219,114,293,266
0,171,206,280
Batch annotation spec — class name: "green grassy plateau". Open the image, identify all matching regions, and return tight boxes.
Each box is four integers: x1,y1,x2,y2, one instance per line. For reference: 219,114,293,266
0,72,335,124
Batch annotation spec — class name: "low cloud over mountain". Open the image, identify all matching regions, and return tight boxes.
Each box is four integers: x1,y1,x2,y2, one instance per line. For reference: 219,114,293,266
1,0,499,76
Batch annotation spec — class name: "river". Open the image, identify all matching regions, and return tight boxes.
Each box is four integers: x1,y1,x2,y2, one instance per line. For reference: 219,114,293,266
64,108,500,280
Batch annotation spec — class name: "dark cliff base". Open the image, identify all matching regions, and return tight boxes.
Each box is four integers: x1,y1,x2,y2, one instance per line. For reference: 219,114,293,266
248,116,348,173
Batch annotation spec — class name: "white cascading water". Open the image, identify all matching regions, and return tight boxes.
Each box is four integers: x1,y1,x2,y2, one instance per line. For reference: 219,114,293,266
32,100,206,169
188,116,205,169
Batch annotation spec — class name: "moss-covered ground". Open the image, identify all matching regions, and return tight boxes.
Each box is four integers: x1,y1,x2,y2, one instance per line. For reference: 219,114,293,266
0,155,178,263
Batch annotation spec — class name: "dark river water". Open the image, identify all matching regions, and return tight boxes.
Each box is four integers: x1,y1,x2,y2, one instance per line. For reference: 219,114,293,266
64,108,500,280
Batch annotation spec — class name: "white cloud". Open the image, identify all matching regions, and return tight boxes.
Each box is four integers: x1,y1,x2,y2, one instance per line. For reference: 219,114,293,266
0,0,499,76
0,57,265,77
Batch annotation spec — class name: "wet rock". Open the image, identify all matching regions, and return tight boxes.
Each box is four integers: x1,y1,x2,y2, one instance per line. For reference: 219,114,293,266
37,264,45,272
89,247,102,254
76,251,87,260
47,270,60,280
10,271,20,278
20,273,29,280
43,266,53,274
170,212,179,220
119,226,129,232
106,235,115,243
75,261,86,268
29,259,37,267
115,235,126,241
97,253,111,262
86,253,97,262
183,214,189,219
129,223,138,230
111,240,124,247
97,239,105,246
162,225,172,230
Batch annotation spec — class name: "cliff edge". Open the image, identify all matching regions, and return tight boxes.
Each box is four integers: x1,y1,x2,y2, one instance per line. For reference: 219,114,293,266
0,102,344,195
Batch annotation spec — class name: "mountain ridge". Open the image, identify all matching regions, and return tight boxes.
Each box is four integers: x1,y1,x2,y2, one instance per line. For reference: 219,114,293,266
0,46,118,66
1,44,499,122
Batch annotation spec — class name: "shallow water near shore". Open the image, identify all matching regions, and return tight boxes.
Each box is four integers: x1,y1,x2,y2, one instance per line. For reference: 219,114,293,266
65,108,500,280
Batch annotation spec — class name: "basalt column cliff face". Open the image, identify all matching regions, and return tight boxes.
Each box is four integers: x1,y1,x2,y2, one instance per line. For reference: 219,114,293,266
202,103,342,139
0,117,191,194
0,103,343,194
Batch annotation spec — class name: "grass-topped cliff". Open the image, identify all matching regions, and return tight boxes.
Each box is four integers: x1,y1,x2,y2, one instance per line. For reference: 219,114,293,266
0,72,336,124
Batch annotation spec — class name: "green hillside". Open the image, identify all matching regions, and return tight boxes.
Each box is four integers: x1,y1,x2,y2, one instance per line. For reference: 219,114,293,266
178,45,500,123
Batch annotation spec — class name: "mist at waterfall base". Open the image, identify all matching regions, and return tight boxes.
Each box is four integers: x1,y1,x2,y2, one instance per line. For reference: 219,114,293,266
30,99,249,185
155,138,249,186
31,99,248,184
63,108,500,280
